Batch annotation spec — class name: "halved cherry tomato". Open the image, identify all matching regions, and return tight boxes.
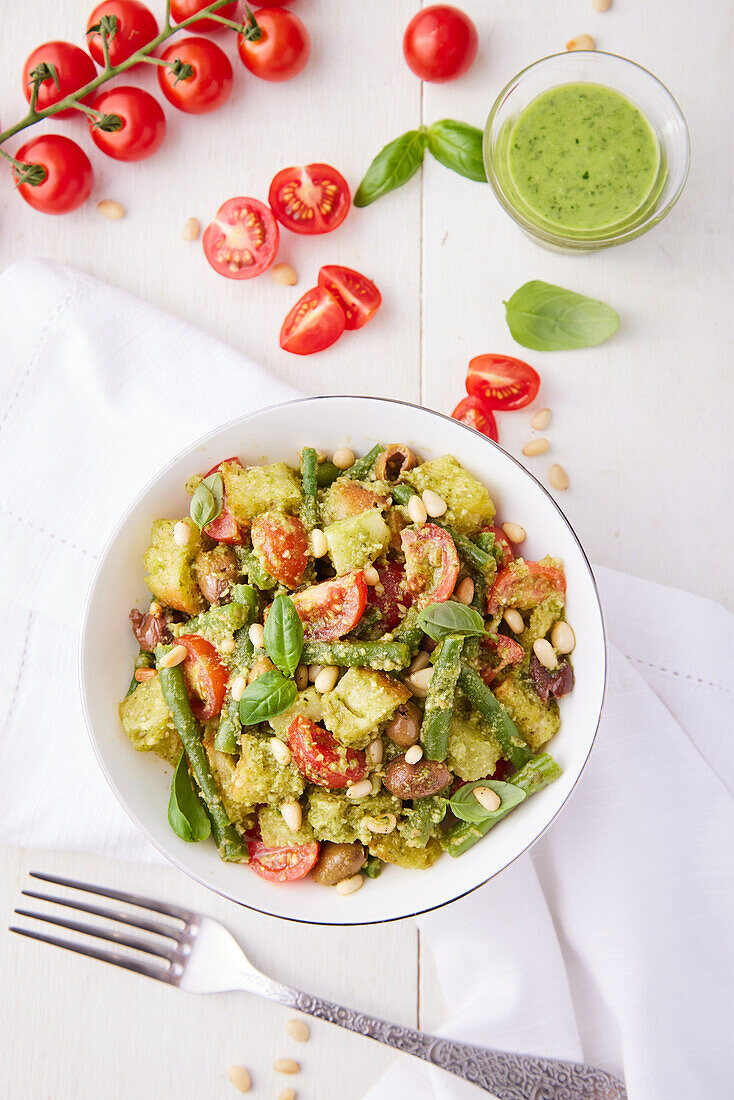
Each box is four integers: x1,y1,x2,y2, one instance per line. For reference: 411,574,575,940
202,457,243,543
466,354,540,411
292,572,367,640
280,286,345,355
451,394,498,442
251,512,308,589
237,8,310,82
203,197,279,280
249,839,320,882
401,524,460,607
22,42,97,118
89,86,166,162
178,633,229,721
269,165,350,235
86,1,158,67
170,0,239,31
317,265,381,330
366,560,412,632
14,135,93,215
287,716,367,789
479,634,524,686
403,5,478,83
482,524,515,569
488,561,566,615
158,36,233,114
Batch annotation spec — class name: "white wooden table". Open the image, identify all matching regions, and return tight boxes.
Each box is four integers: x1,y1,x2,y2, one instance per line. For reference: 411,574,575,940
1,2,731,1097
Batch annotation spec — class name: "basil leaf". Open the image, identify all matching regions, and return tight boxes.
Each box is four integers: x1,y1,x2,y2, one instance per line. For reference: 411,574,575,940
238,670,297,726
354,129,428,207
427,119,487,183
417,602,486,641
189,472,223,530
449,779,526,824
168,752,211,842
504,280,620,352
264,594,304,677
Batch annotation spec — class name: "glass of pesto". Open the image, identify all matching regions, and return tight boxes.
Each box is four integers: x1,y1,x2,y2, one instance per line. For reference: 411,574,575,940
484,51,690,252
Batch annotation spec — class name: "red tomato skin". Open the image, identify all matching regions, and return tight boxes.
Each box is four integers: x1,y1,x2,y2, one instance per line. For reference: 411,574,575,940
488,561,567,615
280,286,346,355
483,524,515,568
251,512,308,588
479,634,524,686
451,394,499,442
89,86,166,162
178,634,229,721
86,1,159,67
249,839,320,882
403,5,478,83
14,135,93,215
22,42,97,118
292,572,367,641
238,8,310,82
401,524,460,607
158,37,232,114
203,197,279,280
366,560,412,632
203,457,243,543
288,716,367,789
170,0,239,31
317,265,381,330
466,354,541,411
269,165,350,236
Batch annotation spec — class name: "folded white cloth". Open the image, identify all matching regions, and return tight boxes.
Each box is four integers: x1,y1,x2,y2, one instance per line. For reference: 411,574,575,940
1,260,731,1099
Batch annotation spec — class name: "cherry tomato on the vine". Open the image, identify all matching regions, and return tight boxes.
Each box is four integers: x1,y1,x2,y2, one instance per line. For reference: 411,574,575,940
22,42,97,118
466,354,540,411
451,394,499,442
170,0,239,32
89,86,166,161
317,265,381,330
403,5,478,83
86,1,159,67
269,164,350,235
238,8,310,82
280,286,345,355
203,196,279,279
13,134,93,215
158,36,233,114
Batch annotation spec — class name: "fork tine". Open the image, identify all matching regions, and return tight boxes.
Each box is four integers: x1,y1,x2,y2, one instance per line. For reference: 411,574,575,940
28,872,197,924
14,908,180,961
9,926,176,983
21,890,187,944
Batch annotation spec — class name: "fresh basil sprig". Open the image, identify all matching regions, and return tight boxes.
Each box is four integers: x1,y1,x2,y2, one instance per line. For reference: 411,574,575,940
426,120,487,182
354,129,428,207
264,594,304,677
417,602,487,642
239,670,297,726
449,779,526,824
168,752,211,842
190,472,223,531
504,281,620,352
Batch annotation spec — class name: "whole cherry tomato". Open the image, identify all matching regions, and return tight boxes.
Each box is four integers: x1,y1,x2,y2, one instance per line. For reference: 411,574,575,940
466,354,540,411
269,164,350,235
203,197,279,279
22,42,97,118
403,5,478,83
238,8,310,82
13,134,93,215
86,1,158,67
280,286,345,355
451,394,498,442
89,86,166,161
158,36,233,114
170,0,239,32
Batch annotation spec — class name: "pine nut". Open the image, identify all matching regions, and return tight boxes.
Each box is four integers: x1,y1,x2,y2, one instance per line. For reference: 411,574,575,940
455,577,474,605
308,663,323,682
134,667,157,682
473,786,501,813
549,464,570,490
567,33,595,50
593,0,611,10
530,407,551,430
365,738,383,765
404,744,423,765
149,601,163,616
503,608,524,634
281,799,302,832
273,1059,300,1074
270,738,292,766
551,621,576,654
422,489,447,517
314,665,339,693
219,636,235,655
227,1065,251,1092
363,565,380,586
272,262,298,286
407,494,428,525
248,623,265,649
407,667,433,697
533,638,558,670
408,649,431,674
346,779,372,800
97,199,124,219
285,1018,310,1043
310,528,328,558
159,644,187,668
181,216,200,241
230,674,247,701
278,1091,296,1100
294,664,309,691
502,522,526,545
335,874,364,896
332,447,355,470
248,657,274,683
365,812,397,834
522,438,549,457
172,520,191,547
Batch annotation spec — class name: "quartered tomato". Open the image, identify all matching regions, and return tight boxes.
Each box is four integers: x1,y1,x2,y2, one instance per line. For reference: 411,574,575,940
170,0,239,31
178,633,229,721
14,135,93,215
482,524,515,569
86,1,158,67
401,524,460,607
22,41,97,117
249,839,320,882
451,394,498,442
203,197,279,280
317,265,381,330
158,36,233,114
89,86,166,161
280,286,345,355
269,165,350,235
488,561,566,615
292,572,367,640
237,8,310,82
203,457,242,543
480,634,524,686
367,560,412,632
287,716,367,789
466,354,540,411
251,511,308,589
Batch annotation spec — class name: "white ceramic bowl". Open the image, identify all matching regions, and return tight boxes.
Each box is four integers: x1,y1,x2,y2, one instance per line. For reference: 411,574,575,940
81,396,606,925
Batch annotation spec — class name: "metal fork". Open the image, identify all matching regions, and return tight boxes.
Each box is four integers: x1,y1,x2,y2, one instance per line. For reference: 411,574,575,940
11,873,626,1099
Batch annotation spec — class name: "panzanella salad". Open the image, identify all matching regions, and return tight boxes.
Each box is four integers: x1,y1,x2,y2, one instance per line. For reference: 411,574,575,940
120,444,574,889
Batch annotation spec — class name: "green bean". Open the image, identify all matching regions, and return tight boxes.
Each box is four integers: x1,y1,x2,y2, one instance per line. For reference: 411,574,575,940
301,638,411,672
469,569,486,615
390,604,424,654
457,662,532,770
444,752,562,857
231,584,258,617
315,461,341,488
399,794,448,847
390,483,414,507
420,635,464,760
477,529,505,567
125,650,154,697
214,593,259,754
237,548,276,591
435,521,494,574
300,447,320,530
350,604,382,639
156,651,248,863
345,443,384,480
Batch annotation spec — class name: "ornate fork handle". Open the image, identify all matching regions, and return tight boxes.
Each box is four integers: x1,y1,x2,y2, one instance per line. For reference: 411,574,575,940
245,971,627,1099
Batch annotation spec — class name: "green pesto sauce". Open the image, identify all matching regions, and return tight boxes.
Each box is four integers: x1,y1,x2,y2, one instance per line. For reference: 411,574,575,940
506,82,662,232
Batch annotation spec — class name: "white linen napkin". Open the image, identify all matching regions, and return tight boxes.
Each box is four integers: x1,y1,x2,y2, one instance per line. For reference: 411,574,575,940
1,260,731,1098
